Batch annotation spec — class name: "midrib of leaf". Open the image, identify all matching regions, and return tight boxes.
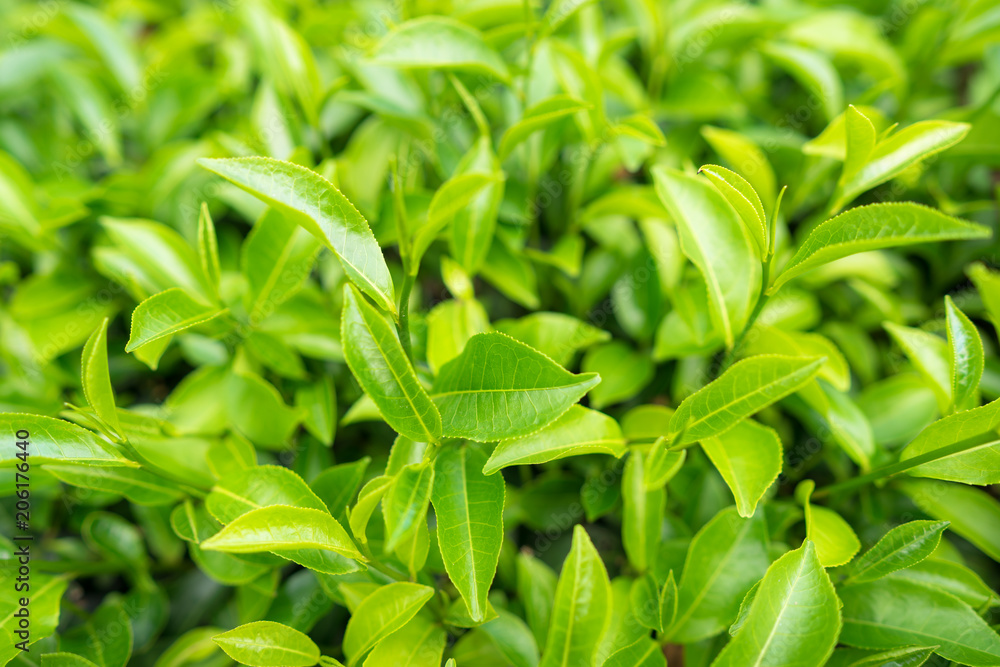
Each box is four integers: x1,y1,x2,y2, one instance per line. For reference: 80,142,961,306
183,502,198,540
749,551,808,667
402,623,439,667
558,541,582,667
213,486,262,509
456,449,479,618
669,518,755,637
88,469,176,494
432,382,588,397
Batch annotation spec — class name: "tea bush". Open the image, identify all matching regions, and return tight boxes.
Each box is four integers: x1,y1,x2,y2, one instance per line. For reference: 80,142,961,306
2,1,1000,666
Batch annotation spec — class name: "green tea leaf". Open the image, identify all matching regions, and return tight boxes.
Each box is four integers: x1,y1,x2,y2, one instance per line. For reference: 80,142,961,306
847,520,949,585
198,157,395,314
432,332,600,441
652,166,758,348
242,208,321,323
771,203,991,292
840,578,1000,665
372,17,510,82
836,120,971,208
415,173,499,275
383,461,434,552
205,465,328,524
214,621,320,667
0,413,134,467
622,451,664,573
884,322,952,412
46,464,183,506
342,582,435,666
311,458,369,523
517,552,558,651
899,396,1000,485
713,541,841,667
201,505,364,561
483,405,625,474
539,525,612,667
602,637,666,667
126,288,225,353
363,614,446,667
499,95,590,160
701,419,782,518
669,355,825,445
80,318,122,437
667,507,769,643
900,479,1000,562
431,443,505,623
698,164,768,257
341,284,442,442
945,295,984,410
448,137,504,274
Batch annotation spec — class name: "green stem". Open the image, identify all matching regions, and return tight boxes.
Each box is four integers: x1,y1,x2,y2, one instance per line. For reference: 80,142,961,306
718,255,772,375
812,431,997,499
397,272,415,363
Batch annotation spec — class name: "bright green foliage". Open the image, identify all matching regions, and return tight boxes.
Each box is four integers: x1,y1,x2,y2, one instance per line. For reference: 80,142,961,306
2,1,999,665
214,622,321,667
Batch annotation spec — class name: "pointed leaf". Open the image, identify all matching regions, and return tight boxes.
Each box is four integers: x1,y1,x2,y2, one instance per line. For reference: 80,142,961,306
668,507,769,643
205,465,328,524
201,505,364,561
840,578,1000,665
0,413,133,467
699,164,768,257
383,461,434,552
342,582,435,666
900,397,1000,484
126,288,225,353
713,542,841,667
214,621,320,667
622,451,664,573
431,443,504,622
539,525,612,667
372,17,510,82
499,95,590,160
341,284,442,442
701,419,782,518
670,355,825,445
838,120,971,207
198,157,395,314
945,296,984,410
484,405,625,474
431,332,600,441
772,203,990,292
652,166,758,348
847,520,950,584
81,318,122,437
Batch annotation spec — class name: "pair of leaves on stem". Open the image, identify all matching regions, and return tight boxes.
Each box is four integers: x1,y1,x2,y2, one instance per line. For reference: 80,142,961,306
342,282,601,443
654,162,989,353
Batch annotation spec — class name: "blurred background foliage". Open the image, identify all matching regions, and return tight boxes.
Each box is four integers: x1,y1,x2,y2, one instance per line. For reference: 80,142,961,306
0,0,999,664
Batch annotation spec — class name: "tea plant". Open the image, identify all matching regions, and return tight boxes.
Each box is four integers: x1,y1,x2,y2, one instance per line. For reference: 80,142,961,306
1,0,1000,666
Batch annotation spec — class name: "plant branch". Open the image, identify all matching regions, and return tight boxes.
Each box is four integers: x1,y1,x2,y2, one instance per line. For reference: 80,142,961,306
813,431,996,499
